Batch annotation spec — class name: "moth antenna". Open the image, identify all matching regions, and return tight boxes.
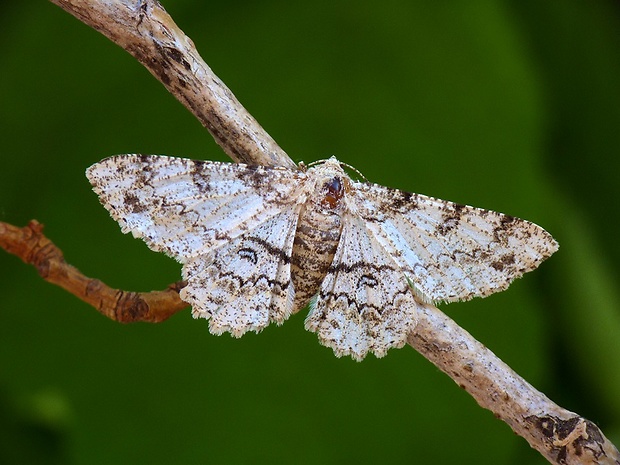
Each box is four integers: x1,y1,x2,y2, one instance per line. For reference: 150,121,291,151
308,157,368,182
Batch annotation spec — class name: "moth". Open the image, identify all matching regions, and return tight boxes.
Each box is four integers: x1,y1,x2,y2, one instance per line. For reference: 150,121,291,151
87,155,558,361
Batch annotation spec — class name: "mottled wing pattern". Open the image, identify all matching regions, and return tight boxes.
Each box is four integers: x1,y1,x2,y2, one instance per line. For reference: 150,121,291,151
87,155,306,335
305,214,419,361
350,182,559,303
86,155,304,263
182,209,300,336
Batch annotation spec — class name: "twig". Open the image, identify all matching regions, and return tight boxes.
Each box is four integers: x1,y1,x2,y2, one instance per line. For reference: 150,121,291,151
1,0,617,463
0,220,187,322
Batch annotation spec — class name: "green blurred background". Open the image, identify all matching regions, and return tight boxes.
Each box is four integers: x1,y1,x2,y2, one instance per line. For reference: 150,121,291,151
1,1,619,464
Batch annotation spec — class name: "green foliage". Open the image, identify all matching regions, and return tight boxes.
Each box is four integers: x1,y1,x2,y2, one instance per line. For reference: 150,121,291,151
1,1,618,464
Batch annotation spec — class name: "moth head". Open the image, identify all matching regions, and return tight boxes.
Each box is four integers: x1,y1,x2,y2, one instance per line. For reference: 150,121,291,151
307,157,352,209
322,176,346,208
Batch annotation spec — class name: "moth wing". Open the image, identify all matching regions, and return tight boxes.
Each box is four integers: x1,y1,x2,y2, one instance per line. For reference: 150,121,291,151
183,208,301,336
305,214,419,361
87,155,306,336
351,182,558,303
86,155,305,263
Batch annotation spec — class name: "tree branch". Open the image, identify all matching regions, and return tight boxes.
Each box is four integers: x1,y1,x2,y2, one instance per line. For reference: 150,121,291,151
1,220,187,322
409,304,620,464
1,0,617,463
49,0,295,169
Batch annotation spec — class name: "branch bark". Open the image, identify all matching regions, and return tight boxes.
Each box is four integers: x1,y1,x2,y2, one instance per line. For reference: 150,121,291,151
49,0,294,169
1,220,186,322
1,0,617,463
409,304,620,464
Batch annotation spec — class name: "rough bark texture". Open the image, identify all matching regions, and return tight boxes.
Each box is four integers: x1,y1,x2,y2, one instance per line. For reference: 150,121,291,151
409,303,620,464
49,0,294,169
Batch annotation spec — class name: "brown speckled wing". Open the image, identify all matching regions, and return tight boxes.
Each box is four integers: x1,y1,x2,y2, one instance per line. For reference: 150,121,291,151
348,182,558,303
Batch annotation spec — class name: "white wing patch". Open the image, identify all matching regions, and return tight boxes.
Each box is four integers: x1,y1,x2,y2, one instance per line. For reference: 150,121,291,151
87,155,558,361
